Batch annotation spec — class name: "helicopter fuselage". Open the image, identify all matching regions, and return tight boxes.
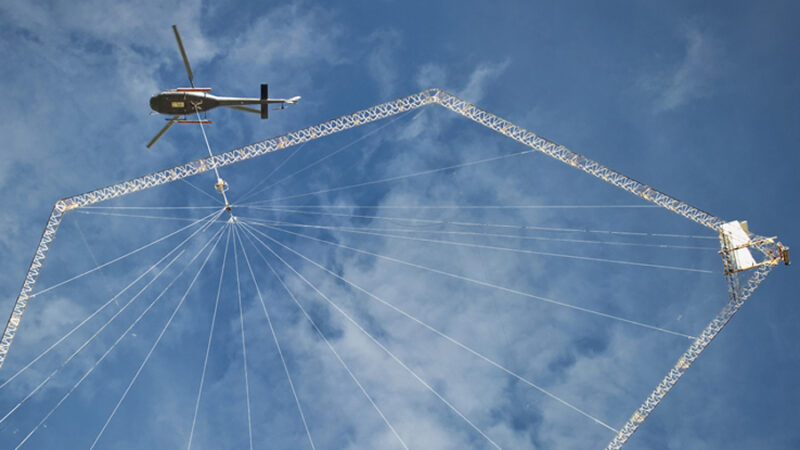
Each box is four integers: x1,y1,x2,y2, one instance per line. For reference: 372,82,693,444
149,89,265,116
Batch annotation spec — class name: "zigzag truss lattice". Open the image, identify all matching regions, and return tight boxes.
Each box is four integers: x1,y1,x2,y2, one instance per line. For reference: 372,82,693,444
1,88,788,448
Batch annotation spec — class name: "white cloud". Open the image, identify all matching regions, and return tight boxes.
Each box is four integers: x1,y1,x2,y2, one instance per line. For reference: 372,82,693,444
458,59,510,104
365,29,403,99
415,63,447,89
415,59,509,104
641,27,719,112
227,4,344,71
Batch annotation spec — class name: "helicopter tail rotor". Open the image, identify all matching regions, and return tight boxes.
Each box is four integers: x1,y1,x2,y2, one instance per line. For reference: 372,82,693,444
260,84,269,119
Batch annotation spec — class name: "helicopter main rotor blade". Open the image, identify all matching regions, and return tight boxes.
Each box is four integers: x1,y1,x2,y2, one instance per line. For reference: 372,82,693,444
172,25,194,88
225,105,261,114
146,115,180,149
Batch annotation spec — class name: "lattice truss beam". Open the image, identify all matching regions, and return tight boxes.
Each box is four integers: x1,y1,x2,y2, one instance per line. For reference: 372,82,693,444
1,89,788,448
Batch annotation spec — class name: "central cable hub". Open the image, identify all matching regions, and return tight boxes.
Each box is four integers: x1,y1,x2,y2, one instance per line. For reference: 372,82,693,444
214,178,234,218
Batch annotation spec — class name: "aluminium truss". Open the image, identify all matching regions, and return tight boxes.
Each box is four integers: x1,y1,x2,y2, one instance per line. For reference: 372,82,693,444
1,88,787,447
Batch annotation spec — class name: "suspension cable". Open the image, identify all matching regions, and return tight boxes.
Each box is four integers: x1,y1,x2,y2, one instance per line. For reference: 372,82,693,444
239,228,409,450
14,223,225,449
31,209,223,299
261,204,661,210
194,110,230,208
75,210,227,223
236,225,316,450
235,142,308,204
252,223,695,339
82,206,222,210
187,226,232,450
241,223,503,449
89,225,226,449
1,210,223,391
246,149,535,205
232,226,254,450
241,221,618,433
0,248,187,426
72,216,116,305
240,216,716,251
236,110,414,205
239,205,718,240
180,178,225,204
245,218,713,274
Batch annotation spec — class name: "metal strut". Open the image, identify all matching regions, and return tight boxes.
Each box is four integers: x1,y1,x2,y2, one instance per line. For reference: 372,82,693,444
606,220,787,447
0,90,787,449
0,201,66,368
606,254,775,448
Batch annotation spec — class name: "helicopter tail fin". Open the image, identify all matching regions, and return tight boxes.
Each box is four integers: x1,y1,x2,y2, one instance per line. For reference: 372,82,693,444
260,84,269,119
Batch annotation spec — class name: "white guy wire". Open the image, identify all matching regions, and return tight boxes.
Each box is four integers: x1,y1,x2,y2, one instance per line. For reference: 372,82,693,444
239,227,409,450
232,226,254,450
72,217,105,286
187,225,232,450
32,209,223,299
194,109,231,207
180,178,225,204
235,142,308,204
247,149,535,205
245,218,713,273
240,224,503,450
0,248,186,426
253,223,695,340
82,206,222,210
1,210,223,391
240,217,717,251
261,204,661,209
15,223,225,449
75,209,227,223
236,110,414,205
239,206,717,240
89,225,226,449
73,215,118,308
241,222,618,433
236,225,316,450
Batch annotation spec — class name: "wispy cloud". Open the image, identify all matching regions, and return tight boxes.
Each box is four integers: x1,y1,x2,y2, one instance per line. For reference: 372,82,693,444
415,63,447,89
413,59,509,104
458,59,511,104
365,29,403,99
228,4,344,74
641,27,719,112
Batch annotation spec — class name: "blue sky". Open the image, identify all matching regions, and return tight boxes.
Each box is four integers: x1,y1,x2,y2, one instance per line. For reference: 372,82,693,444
0,1,797,449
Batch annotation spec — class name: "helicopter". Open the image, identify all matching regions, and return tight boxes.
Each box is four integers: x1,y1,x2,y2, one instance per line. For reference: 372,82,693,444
147,25,301,148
